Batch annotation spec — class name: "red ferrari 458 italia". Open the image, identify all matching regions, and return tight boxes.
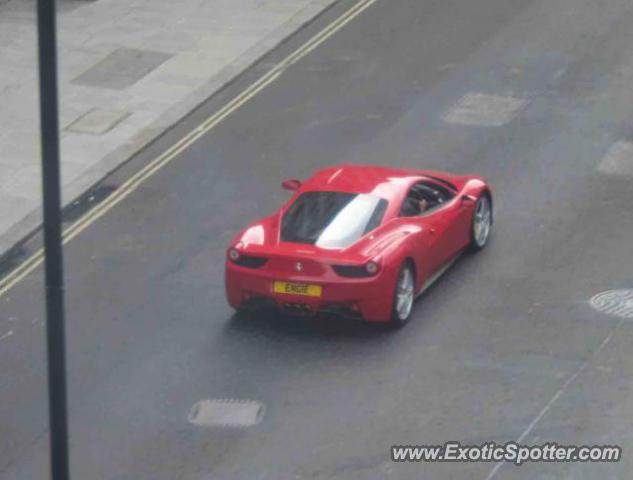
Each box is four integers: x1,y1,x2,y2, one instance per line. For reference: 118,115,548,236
225,165,492,326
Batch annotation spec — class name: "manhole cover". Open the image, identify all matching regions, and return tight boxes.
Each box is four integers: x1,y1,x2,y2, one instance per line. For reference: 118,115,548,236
590,290,633,319
188,399,265,428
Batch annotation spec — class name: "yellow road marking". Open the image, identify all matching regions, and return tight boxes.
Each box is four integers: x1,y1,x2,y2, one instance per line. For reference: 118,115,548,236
0,0,378,298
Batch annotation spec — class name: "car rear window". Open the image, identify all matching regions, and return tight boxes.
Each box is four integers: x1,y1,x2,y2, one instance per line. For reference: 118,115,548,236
281,191,388,249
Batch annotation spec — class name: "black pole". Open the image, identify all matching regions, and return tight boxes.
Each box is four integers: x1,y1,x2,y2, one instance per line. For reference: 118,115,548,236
36,0,70,479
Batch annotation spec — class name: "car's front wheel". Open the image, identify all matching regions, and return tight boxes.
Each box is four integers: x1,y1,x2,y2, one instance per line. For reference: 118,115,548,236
468,193,492,252
390,263,415,327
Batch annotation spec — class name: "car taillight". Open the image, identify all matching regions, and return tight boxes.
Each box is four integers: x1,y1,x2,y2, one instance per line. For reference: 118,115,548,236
234,255,268,268
365,261,379,275
228,248,268,268
333,261,380,278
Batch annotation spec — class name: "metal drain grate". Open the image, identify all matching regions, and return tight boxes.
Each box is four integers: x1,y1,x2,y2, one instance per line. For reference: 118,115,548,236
590,289,633,319
188,399,265,428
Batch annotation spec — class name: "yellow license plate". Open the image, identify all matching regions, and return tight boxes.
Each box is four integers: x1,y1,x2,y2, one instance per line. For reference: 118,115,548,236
273,281,322,297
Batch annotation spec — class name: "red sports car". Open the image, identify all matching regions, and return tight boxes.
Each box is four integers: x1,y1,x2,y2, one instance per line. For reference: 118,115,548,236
225,165,493,326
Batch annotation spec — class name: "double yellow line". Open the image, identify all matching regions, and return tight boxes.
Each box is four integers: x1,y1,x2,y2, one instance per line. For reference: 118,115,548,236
0,0,378,298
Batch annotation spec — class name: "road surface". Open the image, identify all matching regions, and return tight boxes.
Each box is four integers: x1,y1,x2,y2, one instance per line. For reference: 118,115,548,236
2,0,633,478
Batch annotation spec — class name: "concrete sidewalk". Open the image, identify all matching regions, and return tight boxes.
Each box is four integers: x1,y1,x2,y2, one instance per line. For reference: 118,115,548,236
0,0,338,256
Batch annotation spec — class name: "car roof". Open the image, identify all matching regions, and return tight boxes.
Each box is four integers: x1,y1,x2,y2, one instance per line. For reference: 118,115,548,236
299,164,456,201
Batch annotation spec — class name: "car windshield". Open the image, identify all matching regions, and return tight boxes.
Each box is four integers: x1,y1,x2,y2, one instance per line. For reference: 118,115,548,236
281,191,388,248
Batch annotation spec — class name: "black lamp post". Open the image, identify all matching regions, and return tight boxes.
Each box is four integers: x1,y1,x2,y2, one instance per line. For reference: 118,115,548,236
36,0,71,478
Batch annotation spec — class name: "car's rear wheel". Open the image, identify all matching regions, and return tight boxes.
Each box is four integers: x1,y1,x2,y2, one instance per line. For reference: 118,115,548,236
390,263,415,327
468,193,492,252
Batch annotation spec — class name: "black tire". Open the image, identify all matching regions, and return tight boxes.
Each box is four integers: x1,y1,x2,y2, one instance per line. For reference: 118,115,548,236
390,263,416,327
467,193,493,253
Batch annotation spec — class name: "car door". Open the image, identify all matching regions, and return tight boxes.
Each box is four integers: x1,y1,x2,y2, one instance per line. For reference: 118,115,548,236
429,182,477,256
398,182,448,278
418,181,468,265
417,209,450,276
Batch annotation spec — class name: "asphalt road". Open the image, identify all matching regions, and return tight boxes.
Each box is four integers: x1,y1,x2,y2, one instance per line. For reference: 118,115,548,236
2,0,633,478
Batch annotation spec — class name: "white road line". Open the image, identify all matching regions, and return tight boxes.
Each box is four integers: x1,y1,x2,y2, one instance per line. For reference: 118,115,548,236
0,330,14,341
443,92,527,127
484,321,622,480
597,141,633,176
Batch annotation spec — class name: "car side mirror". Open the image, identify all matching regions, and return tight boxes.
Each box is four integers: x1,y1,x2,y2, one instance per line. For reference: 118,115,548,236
282,179,302,191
